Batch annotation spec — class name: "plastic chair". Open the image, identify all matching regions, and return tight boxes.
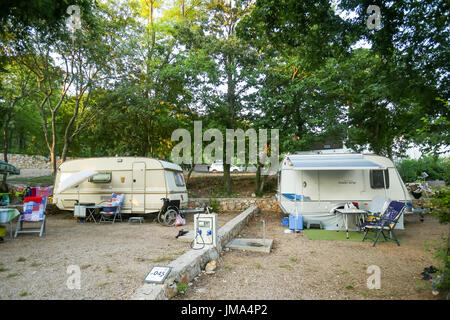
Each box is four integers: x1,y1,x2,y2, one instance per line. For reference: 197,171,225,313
365,195,391,223
99,193,125,223
14,196,48,238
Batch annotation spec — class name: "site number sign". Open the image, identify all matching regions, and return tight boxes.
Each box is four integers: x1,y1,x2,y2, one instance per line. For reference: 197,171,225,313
144,266,172,284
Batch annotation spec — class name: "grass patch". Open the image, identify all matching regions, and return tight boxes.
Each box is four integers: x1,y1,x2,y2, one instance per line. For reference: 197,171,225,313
211,189,239,199
7,273,19,278
304,230,366,242
30,262,40,267
255,263,263,270
171,251,185,256
289,257,298,263
0,266,8,272
8,175,54,186
223,265,233,270
345,285,354,290
19,291,28,297
177,282,189,293
279,265,293,271
105,266,114,273
16,257,26,262
153,256,172,263
341,269,350,275
98,282,109,288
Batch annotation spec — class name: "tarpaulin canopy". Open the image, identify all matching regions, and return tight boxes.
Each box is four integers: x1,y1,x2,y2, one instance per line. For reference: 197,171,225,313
55,170,98,194
0,160,20,175
287,155,385,170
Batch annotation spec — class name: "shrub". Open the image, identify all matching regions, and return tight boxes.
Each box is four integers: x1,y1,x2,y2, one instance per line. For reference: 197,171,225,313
429,186,450,298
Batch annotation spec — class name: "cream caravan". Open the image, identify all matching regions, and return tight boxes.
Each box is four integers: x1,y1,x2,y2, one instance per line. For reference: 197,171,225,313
278,151,413,230
53,157,188,214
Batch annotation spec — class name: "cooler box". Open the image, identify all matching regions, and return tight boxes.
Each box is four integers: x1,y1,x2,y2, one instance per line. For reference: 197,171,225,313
282,217,289,226
289,214,303,231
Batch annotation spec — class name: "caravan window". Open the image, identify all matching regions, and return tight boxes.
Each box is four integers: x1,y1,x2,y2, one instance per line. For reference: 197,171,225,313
370,170,389,189
88,172,112,183
174,172,185,187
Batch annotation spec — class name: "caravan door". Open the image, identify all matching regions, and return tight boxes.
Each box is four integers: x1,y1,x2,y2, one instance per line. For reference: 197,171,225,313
132,162,146,213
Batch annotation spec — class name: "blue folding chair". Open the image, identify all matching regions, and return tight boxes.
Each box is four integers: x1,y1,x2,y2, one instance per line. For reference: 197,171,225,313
362,201,406,247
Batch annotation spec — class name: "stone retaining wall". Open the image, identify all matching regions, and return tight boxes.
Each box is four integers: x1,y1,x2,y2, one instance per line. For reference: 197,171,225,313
1,153,72,170
132,205,260,300
188,197,280,212
1,154,51,169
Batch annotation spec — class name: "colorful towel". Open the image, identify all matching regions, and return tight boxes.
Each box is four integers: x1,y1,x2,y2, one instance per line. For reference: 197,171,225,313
22,198,47,221
24,196,43,203
31,186,53,198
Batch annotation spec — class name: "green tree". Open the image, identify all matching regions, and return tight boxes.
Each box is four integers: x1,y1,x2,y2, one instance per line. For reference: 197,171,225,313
174,0,260,194
3,3,116,174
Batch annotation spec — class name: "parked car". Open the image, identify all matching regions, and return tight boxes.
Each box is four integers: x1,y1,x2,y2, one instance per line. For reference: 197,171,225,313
209,161,243,173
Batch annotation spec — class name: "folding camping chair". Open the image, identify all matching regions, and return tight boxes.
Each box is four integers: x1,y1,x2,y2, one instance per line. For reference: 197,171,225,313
364,195,391,223
99,193,125,223
362,201,406,247
14,196,48,238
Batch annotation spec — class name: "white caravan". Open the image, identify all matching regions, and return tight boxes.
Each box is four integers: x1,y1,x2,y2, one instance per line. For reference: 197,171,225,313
278,151,412,230
53,157,188,214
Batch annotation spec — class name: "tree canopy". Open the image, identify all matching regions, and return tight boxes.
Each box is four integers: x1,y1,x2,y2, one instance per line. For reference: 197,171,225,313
1,0,448,194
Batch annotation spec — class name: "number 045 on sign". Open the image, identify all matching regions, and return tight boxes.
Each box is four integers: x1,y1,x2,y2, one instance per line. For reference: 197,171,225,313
144,266,172,284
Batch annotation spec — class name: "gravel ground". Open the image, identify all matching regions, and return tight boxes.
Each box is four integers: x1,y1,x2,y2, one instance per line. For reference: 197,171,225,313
175,211,447,300
0,211,238,300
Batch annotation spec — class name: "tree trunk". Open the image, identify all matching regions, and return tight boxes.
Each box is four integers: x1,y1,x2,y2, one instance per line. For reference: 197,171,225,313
2,108,13,163
50,111,57,176
223,163,232,195
0,174,7,193
3,125,9,164
186,165,195,185
18,130,24,153
255,163,266,197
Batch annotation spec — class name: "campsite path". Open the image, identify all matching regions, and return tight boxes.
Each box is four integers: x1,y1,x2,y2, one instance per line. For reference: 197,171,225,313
175,211,446,300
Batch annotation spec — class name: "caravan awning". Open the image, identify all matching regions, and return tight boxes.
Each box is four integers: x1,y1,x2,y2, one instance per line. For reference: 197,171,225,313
287,155,385,170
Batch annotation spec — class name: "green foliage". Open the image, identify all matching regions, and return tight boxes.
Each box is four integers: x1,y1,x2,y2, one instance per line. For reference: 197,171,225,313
430,187,450,225
176,282,189,293
1,0,448,200
397,157,450,184
209,199,221,213
428,185,450,297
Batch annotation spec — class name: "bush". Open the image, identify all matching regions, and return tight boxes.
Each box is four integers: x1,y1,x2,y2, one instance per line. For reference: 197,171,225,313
397,156,449,184
209,199,220,213
429,186,450,298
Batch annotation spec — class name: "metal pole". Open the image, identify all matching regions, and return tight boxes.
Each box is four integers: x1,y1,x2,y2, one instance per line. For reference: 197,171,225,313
295,169,298,215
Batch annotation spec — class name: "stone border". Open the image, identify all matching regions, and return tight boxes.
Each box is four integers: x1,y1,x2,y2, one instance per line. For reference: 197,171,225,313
189,197,280,212
131,205,260,300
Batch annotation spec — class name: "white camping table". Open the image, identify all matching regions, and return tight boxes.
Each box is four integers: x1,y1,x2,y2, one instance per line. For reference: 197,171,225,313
335,208,368,239
75,205,102,223
0,208,20,239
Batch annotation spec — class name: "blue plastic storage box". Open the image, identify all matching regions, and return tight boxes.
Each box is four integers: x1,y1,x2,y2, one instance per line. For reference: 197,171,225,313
289,214,303,230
